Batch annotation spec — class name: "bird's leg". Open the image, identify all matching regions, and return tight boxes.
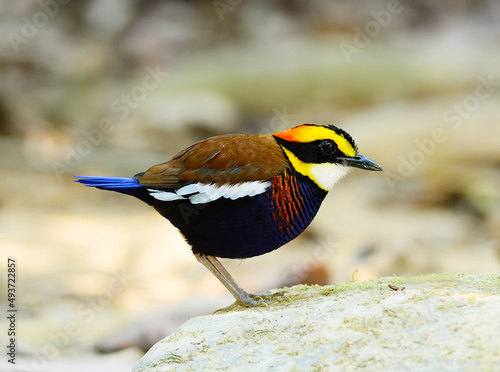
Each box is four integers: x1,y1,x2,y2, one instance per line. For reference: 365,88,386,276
207,256,288,302
194,254,286,311
204,255,288,302
195,253,254,305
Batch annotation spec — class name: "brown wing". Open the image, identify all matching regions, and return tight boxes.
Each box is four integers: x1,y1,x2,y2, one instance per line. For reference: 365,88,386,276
138,134,291,190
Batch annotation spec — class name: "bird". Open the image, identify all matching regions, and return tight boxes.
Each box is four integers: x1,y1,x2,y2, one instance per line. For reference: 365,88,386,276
75,124,382,310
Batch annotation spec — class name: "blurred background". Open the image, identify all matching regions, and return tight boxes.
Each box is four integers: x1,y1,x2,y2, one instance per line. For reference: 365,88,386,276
1,0,499,370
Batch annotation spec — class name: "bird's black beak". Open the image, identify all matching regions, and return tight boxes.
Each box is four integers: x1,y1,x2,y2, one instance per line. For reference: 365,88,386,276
340,153,382,171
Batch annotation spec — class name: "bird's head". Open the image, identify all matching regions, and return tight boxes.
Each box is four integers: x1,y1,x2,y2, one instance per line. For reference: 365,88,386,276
273,124,382,191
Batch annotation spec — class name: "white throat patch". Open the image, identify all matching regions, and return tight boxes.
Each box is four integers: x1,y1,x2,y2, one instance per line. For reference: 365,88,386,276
309,163,349,191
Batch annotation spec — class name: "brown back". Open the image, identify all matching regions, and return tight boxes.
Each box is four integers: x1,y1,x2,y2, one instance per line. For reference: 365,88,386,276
138,134,291,189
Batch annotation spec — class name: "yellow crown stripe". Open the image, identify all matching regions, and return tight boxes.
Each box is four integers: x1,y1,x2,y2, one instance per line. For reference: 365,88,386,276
274,125,356,157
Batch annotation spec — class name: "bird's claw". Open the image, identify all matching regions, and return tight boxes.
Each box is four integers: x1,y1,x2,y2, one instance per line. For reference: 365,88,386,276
214,290,288,313
249,290,288,301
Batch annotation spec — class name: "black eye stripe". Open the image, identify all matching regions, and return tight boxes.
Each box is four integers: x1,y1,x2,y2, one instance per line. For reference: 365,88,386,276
275,138,344,164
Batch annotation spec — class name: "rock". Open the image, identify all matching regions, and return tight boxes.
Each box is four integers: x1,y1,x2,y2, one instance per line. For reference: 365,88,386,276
133,273,500,371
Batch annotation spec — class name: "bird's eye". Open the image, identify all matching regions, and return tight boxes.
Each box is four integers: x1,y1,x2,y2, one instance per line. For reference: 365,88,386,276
320,140,336,155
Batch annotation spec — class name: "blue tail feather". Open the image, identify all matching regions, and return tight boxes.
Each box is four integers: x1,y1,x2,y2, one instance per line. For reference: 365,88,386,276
74,176,141,190
74,175,153,203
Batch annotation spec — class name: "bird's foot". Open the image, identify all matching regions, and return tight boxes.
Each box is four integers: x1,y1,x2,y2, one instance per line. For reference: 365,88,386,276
247,290,288,302
214,290,288,313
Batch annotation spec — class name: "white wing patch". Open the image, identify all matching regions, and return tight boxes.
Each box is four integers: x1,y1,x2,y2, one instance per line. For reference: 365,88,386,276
148,181,271,205
147,189,185,201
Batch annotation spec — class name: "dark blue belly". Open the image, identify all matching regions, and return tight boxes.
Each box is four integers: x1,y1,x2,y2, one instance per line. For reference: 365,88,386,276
153,173,327,259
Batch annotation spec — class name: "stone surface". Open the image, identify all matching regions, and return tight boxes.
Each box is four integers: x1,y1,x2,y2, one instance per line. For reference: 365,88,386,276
134,274,500,371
